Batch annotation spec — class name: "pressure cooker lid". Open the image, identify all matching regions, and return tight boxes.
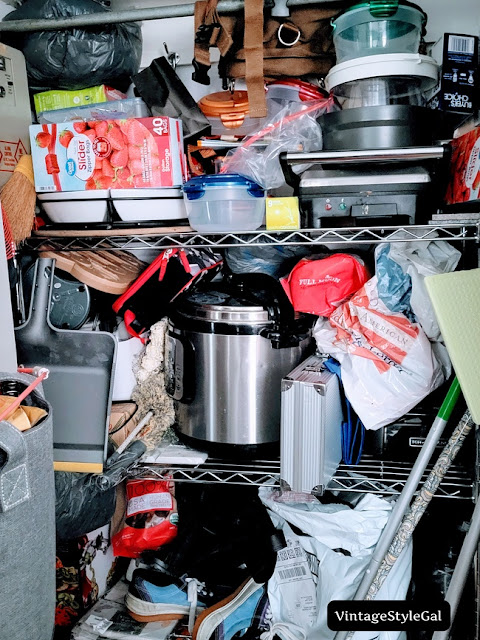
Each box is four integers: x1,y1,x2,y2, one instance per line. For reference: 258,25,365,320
175,288,272,324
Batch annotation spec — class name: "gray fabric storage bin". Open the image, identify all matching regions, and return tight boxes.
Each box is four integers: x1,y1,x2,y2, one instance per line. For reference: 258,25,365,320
0,372,55,640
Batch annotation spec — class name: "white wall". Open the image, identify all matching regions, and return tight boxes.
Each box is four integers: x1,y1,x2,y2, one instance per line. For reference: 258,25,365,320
420,0,480,54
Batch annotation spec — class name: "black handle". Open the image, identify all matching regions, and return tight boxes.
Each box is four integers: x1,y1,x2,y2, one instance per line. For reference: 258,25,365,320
226,272,305,348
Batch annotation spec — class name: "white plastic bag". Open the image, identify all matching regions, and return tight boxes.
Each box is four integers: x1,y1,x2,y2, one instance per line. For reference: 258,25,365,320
260,488,412,640
313,277,445,430
375,238,461,341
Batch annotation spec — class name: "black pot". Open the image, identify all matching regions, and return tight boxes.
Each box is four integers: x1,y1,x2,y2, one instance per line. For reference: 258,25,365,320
318,105,440,150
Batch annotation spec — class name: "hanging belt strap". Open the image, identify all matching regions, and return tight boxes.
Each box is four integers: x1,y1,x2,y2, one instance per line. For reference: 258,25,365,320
193,0,233,85
243,0,267,118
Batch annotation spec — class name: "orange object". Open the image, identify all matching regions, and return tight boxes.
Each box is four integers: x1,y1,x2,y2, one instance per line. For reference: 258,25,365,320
198,90,250,129
446,126,480,205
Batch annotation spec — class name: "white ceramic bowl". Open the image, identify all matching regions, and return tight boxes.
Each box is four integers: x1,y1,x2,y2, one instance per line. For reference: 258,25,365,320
38,190,109,223
111,188,188,222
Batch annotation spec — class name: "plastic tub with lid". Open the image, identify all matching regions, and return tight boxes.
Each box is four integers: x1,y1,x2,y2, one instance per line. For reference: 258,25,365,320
266,79,327,117
332,1,426,64
182,173,265,232
325,52,439,108
198,90,266,136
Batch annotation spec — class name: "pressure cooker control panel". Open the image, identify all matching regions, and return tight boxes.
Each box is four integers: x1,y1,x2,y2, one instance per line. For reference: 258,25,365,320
165,333,185,401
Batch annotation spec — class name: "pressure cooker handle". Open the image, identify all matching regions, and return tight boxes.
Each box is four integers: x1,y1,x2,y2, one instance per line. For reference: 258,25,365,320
228,272,295,330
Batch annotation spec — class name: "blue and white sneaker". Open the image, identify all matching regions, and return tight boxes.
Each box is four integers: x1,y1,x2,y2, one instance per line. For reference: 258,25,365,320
126,568,211,629
192,578,266,640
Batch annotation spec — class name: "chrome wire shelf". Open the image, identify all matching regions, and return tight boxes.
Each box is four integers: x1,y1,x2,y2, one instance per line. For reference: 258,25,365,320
27,223,480,252
134,454,474,500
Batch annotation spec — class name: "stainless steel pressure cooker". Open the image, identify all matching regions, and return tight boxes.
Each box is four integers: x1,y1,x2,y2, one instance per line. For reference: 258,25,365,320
166,274,313,456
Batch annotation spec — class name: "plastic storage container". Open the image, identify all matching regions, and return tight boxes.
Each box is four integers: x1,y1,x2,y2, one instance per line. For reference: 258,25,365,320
325,53,439,108
183,173,265,232
266,79,326,117
37,98,150,124
332,1,426,63
38,190,109,223
198,90,265,136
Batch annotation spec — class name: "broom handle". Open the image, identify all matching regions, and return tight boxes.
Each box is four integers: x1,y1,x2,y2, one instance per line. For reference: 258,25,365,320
333,378,461,640
367,409,475,600
334,379,461,640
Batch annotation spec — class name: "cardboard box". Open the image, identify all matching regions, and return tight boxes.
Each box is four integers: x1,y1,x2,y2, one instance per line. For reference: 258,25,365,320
265,196,300,230
445,126,480,205
30,117,186,192
34,85,127,116
428,33,479,115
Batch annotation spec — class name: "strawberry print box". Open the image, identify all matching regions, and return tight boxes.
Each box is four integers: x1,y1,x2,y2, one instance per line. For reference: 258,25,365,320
29,117,186,192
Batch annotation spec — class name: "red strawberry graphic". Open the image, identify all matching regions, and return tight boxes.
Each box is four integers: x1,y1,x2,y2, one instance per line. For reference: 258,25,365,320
128,145,142,162
85,178,97,190
107,125,126,151
95,156,103,171
126,120,148,147
133,174,148,188
59,130,74,148
110,148,129,168
128,158,143,176
102,159,115,178
114,167,132,188
73,122,87,133
94,175,113,190
93,120,109,137
84,129,97,143
35,131,52,148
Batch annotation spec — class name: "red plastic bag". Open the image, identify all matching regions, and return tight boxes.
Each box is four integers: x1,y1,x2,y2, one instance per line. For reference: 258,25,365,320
112,478,178,558
280,254,369,317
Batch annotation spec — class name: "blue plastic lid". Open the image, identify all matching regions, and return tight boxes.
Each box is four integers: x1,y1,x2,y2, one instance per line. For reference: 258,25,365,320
183,173,265,201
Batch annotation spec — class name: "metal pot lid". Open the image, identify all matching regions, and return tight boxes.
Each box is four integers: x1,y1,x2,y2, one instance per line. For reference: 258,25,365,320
174,289,272,324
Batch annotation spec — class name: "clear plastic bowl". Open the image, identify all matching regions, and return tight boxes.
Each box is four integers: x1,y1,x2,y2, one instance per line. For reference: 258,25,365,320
332,3,425,63
332,76,428,109
183,174,265,232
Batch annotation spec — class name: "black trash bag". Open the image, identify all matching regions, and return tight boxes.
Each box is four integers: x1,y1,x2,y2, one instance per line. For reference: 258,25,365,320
3,0,142,93
132,56,211,145
55,440,146,541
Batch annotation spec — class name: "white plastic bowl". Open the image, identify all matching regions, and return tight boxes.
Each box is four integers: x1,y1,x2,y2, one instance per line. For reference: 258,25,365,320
111,188,188,222
38,190,109,223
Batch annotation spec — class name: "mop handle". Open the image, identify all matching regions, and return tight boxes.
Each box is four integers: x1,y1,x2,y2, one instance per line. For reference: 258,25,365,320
367,409,475,600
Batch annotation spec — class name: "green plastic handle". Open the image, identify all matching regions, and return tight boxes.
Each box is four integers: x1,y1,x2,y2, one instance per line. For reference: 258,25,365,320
369,0,399,18
438,377,461,422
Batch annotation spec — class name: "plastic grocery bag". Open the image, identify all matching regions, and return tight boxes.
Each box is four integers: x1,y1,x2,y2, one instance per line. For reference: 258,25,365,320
260,488,412,640
3,0,142,92
221,98,336,189
375,239,461,341
313,276,445,430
